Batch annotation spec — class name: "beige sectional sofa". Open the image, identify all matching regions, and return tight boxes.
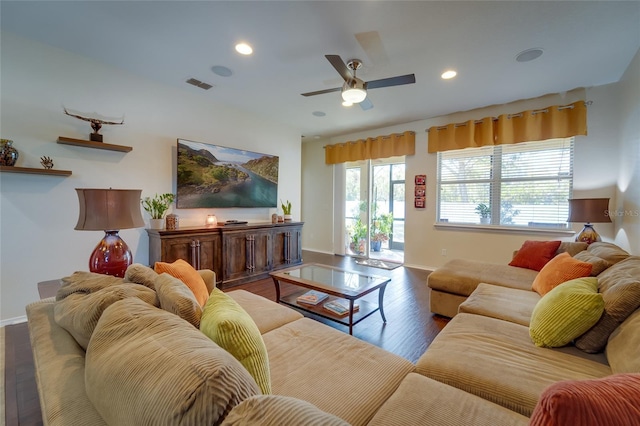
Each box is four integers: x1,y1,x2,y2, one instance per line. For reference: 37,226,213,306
421,241,640,417
26,241,639,424
27,269,528,426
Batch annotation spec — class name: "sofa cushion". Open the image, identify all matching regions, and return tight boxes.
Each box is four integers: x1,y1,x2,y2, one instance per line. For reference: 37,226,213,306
154,259,209,306
428,259,538,297
529,277,604,348
154,272,202,328
227,290,303,334
585,241,630,265
53,283,158,350
509,240,562,271
556,241,588,257
123,263,158,289
529,374,640,426
367,373,529,426
86,298,259,425
573,251,612,276
531,253,593,296
200,288,271,395
56,271,122,300
606,308,640,374
415,313,612,416
575,256,640,353
221,395,349,426
264,318,414,426
459,283,540,326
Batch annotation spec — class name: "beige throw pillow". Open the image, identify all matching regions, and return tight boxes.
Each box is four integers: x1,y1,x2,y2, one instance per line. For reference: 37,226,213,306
155,273,202,328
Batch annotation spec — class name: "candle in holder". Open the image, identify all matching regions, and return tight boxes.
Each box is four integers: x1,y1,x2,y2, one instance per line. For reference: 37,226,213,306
206,214,218,227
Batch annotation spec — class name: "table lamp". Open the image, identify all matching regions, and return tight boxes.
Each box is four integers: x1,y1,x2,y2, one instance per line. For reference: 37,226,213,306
568,198,612,244
75,188,145,277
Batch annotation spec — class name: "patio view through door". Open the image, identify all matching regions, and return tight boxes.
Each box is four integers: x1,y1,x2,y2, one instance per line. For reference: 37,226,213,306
345,157,405,264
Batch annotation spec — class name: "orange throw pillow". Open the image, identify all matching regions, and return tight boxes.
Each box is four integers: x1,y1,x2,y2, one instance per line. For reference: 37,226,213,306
509,240,562,271
531,252,593,296
154,259,209,306
530,374,640,426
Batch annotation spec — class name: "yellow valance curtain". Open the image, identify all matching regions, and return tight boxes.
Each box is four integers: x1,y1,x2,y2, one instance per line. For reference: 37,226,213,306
325,131,415,164
427,101,587,153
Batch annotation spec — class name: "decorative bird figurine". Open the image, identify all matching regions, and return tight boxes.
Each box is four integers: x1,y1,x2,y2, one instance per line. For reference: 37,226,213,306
63,107,124,142
40,156,54,169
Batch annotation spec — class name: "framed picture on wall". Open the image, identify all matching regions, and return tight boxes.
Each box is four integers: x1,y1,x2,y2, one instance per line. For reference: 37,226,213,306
415,185,426,197
415,197,426,208
415,174,426,185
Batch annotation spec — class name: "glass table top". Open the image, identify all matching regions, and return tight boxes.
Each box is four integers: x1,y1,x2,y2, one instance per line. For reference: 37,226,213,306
275,263,389,294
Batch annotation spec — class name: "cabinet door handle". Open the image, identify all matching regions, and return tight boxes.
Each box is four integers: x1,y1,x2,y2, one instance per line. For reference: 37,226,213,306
196,240,201,270
190,240,197,268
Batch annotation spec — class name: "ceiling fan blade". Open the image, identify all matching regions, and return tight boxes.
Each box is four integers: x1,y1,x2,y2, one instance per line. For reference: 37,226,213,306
325,54,353,81
355,31,390,66
366,74,416,89
301,87,341,97
359,97,374,111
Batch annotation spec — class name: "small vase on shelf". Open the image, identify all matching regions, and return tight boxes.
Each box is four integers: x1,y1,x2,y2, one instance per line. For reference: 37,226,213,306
150,218,165,230
0,139,19,166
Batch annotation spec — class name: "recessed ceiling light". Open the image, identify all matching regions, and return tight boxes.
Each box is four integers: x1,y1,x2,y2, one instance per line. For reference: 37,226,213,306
312,111,326,117
235,43,253,55
516,48,543,62
441,70,457,80
211,65,233,77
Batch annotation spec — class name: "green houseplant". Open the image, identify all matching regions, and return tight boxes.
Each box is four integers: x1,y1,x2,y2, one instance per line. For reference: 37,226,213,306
371,212,393,251
281,199,292,221
142,193,175,229
475,203,491,224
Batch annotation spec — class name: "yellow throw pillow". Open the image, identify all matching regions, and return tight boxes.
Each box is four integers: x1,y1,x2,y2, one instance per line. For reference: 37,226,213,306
529,277,604,348
200,288,271,394
154,259,209,306
532,252,593,296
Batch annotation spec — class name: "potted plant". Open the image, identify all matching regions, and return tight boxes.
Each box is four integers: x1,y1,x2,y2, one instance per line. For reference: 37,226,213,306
142,193,176,229
281,199,292,222
349,218,367,255
475,203,491,224
371,212,393,252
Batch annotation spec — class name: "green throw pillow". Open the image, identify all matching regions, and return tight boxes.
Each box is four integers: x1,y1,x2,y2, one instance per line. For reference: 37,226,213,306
200,288,271,394
529,277,604,348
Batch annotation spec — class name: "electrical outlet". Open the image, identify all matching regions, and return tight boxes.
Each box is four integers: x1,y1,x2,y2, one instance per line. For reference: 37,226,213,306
441,249,447,256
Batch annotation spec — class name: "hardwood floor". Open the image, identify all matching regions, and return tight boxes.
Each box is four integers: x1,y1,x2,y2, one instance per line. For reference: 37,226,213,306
4,250,448,425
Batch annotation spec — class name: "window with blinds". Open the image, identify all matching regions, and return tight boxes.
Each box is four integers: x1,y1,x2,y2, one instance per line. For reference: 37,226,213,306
437,138,574,228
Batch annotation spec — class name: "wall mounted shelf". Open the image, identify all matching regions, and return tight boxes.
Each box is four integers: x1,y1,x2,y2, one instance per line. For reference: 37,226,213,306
57,136,132,152
0,166,72,176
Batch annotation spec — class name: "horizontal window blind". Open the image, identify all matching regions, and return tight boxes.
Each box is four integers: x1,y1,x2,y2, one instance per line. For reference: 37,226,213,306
437,138,574,228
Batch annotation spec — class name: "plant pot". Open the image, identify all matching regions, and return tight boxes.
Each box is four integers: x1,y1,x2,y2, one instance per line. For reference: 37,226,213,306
371,240,382,252
284,214,292,222
150,218,165,230
480,217,490,224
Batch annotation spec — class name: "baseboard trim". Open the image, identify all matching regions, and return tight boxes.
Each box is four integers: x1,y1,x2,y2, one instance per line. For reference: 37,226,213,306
402,263,436,272
302,248,335,256
1,315,27,327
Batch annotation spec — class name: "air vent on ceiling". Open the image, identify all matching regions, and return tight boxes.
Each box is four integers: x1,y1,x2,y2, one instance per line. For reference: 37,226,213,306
186,78,213,90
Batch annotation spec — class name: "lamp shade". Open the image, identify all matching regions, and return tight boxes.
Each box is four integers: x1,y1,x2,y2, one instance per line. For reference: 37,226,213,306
75,188,145,231
567,198,612,224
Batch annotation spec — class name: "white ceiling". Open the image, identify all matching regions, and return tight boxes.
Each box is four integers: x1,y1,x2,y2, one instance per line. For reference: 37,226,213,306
2,1,639,139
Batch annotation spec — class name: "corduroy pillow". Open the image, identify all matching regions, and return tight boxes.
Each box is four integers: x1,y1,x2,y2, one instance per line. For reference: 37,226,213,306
531,252,593,296
200,288,271,395
529,374,640,426
124,263,159,290
86,298,259,425
154,259,209,306
529,277,604,348
509,240,562,271
221,395,350,426
155,272,202,328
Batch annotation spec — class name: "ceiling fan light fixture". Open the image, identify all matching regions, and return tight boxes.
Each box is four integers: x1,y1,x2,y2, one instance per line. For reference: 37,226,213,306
342,100,353,107
341,79,367,103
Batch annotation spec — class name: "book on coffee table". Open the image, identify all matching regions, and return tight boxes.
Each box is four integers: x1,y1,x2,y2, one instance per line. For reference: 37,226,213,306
296,290,328,305
323,300,360,316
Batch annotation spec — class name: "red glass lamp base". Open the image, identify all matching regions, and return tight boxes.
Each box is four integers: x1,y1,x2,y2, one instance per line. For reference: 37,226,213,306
575,223,601,245
89,231,133,278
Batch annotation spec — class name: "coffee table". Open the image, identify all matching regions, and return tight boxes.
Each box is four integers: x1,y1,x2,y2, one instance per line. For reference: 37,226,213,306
270,263,391,335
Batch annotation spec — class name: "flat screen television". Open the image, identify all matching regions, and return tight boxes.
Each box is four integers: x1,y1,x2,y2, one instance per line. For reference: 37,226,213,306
176,139,278,208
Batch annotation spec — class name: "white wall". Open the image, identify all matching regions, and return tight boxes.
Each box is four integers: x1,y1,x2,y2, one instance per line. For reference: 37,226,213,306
302,84,636,270
615,48,640,254
0,32,302,323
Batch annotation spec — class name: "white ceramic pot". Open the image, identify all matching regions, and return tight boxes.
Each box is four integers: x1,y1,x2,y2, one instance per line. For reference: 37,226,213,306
150,218,165,230
284,214,292,222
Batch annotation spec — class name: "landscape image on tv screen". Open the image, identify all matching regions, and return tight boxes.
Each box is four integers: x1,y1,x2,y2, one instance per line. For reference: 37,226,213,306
177,139,279,208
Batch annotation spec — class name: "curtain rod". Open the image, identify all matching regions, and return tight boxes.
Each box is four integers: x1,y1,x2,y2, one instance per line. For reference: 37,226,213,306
425,100,592,132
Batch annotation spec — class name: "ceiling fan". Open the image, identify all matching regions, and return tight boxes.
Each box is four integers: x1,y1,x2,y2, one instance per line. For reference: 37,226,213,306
301,54,416,110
